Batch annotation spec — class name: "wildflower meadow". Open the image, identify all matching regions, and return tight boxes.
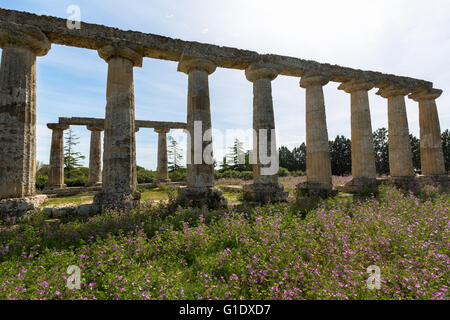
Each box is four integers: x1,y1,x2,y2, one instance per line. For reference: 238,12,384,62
0,185,448,300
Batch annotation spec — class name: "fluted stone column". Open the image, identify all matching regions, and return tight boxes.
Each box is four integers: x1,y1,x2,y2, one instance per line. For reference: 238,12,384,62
377,86,414,179
46,124,69,189
0,22,51,200
155,128,170,182
93,45,142,211
86,125,103,187
298,74,333,195
176,56,226,208
409,89,446,176
243,63,287,203
338,80,377,191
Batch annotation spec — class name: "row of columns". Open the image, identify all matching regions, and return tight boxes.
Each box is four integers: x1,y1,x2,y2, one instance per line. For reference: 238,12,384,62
46,124,103,188
45,123,173,190
301,78,446,193
0,22,446,209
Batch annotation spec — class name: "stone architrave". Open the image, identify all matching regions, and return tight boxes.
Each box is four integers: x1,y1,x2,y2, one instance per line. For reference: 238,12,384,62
93,44,142,211
243,63,288,203
0,22,51,199
154,127,170,183
298,74,333,196
86,125,103,187
409,88,446,176
47,123,69,189
338,79,377,191
176,56,226,208
377,86,414,179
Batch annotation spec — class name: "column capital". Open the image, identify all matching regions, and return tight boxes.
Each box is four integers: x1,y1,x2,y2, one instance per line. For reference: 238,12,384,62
300,73,330,88
178,56,216,75
376,85,410,98
408,88,442,102
98,43,143,67
47,123,69,131
0,22,50,56
154,127,170,134
245,63,280,82
338,79,374,93
87,125,104,132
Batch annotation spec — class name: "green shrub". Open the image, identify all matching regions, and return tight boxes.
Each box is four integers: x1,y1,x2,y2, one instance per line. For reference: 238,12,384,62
65,167,89,179
35,175,48,189
239,171,253,180
137,168,156,184
169,168,187,182
292,170,306,177
37,165,49,176
65,176,88,187
278,167,290,177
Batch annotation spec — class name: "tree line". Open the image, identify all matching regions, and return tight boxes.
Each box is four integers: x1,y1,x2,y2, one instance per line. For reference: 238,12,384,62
279,128,450,176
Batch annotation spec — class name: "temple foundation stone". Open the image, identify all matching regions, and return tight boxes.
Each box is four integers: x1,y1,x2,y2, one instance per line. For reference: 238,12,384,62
93,45,142,211
243,63,288,203
176,56,226,208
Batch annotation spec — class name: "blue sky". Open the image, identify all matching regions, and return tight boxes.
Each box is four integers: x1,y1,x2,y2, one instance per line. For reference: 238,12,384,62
1,0,449,170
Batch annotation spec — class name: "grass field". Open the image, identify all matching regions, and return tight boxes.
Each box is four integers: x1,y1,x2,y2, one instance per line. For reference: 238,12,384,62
0,183,448,300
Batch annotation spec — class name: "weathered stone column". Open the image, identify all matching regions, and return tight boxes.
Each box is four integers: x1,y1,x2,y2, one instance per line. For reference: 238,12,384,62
46,124,69,189
176,56,226,208
154,127,170,182
243,63,287,203
86,125,103,187
0,22,50,200
93,44,142,211
409,88,446,176
298,74,333,196
377,86,414,179
338,80,377,192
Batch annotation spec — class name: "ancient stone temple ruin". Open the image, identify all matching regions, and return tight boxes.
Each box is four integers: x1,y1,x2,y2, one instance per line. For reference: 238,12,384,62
45,117,187,190
0,9,448,216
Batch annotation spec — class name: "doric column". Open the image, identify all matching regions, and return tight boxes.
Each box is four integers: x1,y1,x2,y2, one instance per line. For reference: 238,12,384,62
299,74,332,193
46,124,69,189
86,125,103,187
176,56,226,208
154,127,170,182
409,88,446,176
338,80,377,190
93,44,142,210
377,86,414,178
0,23,50,199
243,63,287,203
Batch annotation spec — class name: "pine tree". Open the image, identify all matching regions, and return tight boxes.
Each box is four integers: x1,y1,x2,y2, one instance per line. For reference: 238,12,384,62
167,135,183,171
227,138,245,169
64,128,85,178
373,128,389,175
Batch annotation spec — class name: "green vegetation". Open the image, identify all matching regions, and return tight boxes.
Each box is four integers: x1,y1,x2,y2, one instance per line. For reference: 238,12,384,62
0,185,448,300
